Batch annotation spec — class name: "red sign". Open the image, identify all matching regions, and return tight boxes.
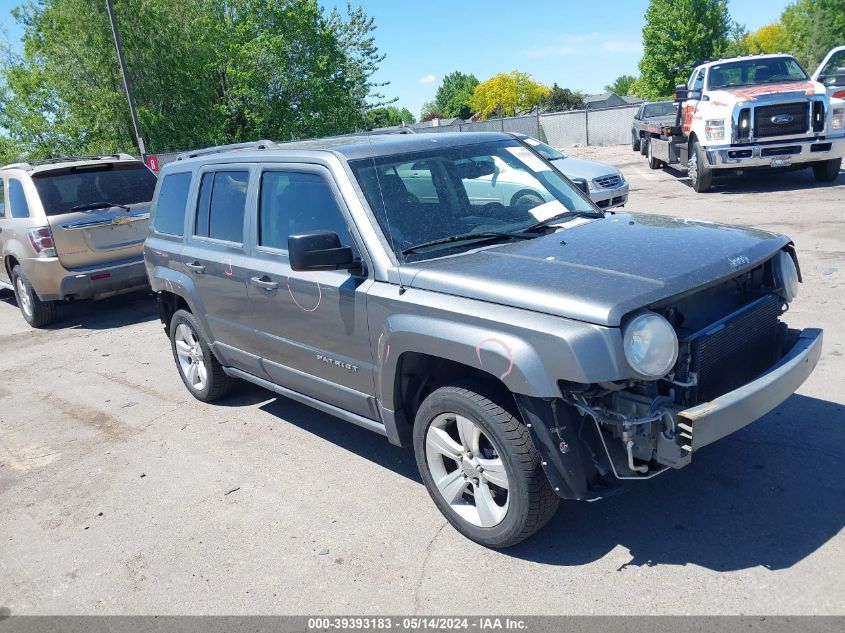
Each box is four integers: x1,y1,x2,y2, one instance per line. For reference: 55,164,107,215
144,154,160,172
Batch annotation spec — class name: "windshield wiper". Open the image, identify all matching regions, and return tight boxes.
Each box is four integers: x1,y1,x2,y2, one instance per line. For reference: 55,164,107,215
68,201,131,212
401,231,535,255
522,210,602,233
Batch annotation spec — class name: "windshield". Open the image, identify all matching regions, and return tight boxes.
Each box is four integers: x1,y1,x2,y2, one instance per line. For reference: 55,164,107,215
708,57,808,90
521,137,566,160
643,102,677,118
32,163,157,216
350,139,597,261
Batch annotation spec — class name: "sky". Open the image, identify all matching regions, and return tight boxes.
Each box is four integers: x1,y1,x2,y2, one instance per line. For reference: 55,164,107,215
1,0,794,118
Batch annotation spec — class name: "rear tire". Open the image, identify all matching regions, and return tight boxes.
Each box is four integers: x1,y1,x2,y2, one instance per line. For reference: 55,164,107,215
647,139,663,170
413,384,559,548
688,140,713,193
11,265,57,328
169,309,236,402
632,131,641,152
640,136,648,156
812,158,841,183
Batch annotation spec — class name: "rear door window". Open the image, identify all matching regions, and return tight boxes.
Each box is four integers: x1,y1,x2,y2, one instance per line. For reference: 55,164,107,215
194,170,249,244
152,172,192,236
32,163,158,216
8,179,30,218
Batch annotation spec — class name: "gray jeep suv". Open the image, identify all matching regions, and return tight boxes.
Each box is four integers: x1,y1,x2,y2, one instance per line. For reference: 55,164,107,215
144,133,822,548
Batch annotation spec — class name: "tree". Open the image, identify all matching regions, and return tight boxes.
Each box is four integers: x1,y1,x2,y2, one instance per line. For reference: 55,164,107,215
780,0,845,69
365,106,415,129
604,74,637,96
469,71,550,120
0,0,388,160
419,101,444,121
742,23,790,55
433,71,479,119
638,0,732,99
540,84,584,112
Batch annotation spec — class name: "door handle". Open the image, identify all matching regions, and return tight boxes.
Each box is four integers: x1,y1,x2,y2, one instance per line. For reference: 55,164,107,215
250,276,279,291
185,261,206,274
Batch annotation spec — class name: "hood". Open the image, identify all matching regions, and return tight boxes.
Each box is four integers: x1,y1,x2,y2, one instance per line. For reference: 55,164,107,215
404,213,788,326
708,80,825,102
550,156,619,181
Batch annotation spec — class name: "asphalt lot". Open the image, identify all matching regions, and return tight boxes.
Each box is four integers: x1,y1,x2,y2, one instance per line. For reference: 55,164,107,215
1,146,843,615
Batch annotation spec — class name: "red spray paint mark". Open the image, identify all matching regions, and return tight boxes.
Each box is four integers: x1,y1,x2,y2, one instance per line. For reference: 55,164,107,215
287,280,322,312
475,337,514,380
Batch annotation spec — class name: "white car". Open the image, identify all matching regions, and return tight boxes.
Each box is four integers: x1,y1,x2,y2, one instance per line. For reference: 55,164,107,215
511,134,628,209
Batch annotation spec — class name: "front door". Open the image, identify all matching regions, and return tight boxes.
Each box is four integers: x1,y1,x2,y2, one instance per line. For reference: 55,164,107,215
181,165,261,373
244,165,376,419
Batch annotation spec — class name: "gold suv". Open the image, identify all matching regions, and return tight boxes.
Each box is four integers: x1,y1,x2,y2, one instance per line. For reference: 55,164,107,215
0,154,157,327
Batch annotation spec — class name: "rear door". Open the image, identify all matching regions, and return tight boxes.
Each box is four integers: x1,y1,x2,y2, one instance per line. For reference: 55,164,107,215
181,165,261,373
33,162,157,269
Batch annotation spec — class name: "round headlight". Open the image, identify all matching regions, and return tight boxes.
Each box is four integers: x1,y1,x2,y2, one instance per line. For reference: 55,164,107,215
623,312,679,379
775,250,799,302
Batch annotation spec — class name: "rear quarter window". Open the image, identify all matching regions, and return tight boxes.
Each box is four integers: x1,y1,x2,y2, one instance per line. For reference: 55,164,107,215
8,179,30,218
152,172,192,236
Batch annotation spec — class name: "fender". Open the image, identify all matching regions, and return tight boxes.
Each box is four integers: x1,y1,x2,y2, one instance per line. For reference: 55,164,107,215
376,313,559,406
150,265,214,343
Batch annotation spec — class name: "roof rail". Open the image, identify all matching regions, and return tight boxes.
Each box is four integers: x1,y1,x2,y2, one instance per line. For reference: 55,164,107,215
176,140,277,161
2,153,136,171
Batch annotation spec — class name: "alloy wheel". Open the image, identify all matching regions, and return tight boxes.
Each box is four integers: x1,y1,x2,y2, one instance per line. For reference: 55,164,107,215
16,277,32,319
174,323,208,392
424,412,510,528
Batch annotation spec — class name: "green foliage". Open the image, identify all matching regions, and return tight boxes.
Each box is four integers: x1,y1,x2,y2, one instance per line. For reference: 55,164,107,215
470,71,550,120
638,0,731,99
365,106,415,129
0,0,387,160
603,74,638,96
780,0,845,69
539,83,584,112
419,101,443,121
433,71,479,119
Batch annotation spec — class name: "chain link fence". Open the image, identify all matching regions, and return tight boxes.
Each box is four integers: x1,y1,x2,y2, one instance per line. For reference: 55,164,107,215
147,104,640,171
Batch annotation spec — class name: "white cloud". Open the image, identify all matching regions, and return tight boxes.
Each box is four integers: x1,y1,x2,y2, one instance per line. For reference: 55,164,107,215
521,33,641,59
419,74,436,84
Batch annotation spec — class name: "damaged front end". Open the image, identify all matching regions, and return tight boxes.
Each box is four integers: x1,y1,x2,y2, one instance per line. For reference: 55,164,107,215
523,248,823,499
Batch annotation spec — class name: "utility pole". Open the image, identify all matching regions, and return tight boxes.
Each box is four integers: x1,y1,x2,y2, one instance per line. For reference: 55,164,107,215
105,0,145,156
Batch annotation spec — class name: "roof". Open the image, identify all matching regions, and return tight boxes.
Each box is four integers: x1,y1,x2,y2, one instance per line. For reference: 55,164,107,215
1,153,139,174
170,132,514,168
584,92,615,103
621,95,644,104
697,53,797,69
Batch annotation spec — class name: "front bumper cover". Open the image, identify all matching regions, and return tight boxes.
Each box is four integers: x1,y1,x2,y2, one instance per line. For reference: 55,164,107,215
706,135,845,169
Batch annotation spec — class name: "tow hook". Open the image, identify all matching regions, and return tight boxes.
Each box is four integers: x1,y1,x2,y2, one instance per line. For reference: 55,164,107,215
623,427,649,474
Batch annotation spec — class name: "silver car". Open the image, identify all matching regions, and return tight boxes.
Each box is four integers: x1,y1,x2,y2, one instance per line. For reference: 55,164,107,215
512,134,629,209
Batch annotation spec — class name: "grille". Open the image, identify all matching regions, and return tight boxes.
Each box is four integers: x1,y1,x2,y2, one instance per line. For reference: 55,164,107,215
687,294,782,403
593,174,622,189
754,102,808,138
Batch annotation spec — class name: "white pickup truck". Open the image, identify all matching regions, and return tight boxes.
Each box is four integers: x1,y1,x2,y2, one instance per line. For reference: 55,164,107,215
642,51,845,192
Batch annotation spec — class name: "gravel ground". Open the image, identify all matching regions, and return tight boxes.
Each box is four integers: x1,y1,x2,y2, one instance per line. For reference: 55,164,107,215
1,146,843,615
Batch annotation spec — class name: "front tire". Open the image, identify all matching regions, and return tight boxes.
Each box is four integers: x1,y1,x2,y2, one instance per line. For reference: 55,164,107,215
413,385,559,548
688,140,713,192
812,158,841,183
632,131,641,152
11,265,57,328
169,309,236,402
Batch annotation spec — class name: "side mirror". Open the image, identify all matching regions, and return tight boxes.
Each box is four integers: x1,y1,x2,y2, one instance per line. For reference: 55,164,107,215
455,158,496,180
288,231,359,272
674,84,689,102
569,177,590,195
